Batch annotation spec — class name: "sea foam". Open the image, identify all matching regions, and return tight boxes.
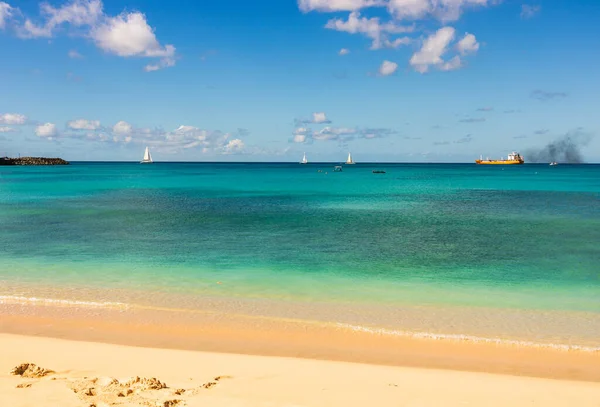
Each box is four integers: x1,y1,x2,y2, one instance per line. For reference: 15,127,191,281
0,295,129,310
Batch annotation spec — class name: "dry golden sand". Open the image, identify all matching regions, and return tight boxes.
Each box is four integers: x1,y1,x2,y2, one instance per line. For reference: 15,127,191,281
1,334,600,407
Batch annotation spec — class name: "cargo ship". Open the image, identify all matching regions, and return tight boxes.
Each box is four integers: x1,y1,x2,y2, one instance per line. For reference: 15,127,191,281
475,151,524,165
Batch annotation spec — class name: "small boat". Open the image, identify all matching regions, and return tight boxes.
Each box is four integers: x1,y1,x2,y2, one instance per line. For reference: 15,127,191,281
475,152,524,165
345,152,355,165
333,166,343,172
140,146,153,164
549,162,558,166
300,152,308,164
372,170,386,174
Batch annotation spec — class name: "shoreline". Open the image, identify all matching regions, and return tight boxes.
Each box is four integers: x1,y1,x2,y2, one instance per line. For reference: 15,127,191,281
1,334,600,407
2,304,600,383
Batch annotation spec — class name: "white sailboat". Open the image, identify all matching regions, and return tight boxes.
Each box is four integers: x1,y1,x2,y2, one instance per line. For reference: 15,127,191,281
300,152,308,164
140,146,153,164
345,152,355,165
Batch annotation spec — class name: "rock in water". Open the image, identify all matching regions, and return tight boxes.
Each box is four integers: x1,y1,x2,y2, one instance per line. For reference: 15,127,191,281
0,157,69,166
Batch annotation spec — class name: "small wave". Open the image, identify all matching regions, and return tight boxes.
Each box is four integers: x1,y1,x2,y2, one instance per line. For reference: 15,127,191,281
335,323,600,353
0,295,130,310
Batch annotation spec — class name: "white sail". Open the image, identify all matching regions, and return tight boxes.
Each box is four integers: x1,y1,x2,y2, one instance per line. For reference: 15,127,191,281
301,152,308,164
346,152,355,164
141,146,153,163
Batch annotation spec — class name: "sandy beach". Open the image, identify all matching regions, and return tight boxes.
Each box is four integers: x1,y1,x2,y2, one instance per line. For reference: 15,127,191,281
1,333,599,407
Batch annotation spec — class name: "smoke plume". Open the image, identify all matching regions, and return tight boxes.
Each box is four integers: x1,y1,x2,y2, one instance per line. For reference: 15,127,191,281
525,130,592,163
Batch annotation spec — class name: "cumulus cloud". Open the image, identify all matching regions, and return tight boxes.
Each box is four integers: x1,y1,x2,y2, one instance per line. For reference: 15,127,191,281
409,27,455,73
112,120,133,135
298,112,332,125
19,0,103,38
378,60,398,76
325,11,414,50
9,0,176,71
50,120,249,155
35,123,58,138
312,112,330,124
299,0,492,21
292,134,307,143
298,0,493,71
388,0,490,22
91,12,174,56
0,126,17,133
456,32,479,55
298,0,384,13
223,139,245,154
68,118,101,130
0,2,14,30
0,113,27,125
439,55,462,71
292,125,394,143
339,48,350,55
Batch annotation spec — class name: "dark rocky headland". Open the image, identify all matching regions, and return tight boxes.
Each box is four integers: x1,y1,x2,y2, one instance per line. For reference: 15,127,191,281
0,156,69,166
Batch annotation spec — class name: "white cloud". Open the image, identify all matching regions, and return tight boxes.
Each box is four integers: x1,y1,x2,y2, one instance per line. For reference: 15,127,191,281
313,126,356,140
112,120,133,136
379,60,398,76
35,123,58,138
0,126,16,132
298,0,384,13
142,125,246,154
0,113,27,125
388,0,489,22
325,11,414,50
339,48,350,55
521,4,540,19
299,0,491,21
312,112,329,123
25,116,249,155
293,134,307,143
144,57,175,72
68,119,100,130
409,26,455,73
20,0,103,38
299,0,493,71
439,55,462,71
223,139,245,154
68,49,83,58
386,37,412,48
11,1,176,71
456,32,479,55
291,124,394,143
92,11,175,71
0,2,14,30
294,127,310,134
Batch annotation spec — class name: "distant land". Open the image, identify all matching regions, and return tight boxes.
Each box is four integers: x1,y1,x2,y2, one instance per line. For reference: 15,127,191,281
0,157,69,166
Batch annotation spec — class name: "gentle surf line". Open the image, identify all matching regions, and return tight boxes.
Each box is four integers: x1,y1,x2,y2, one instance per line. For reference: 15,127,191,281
3,294,599,353
0,295,130,310
336,323,600,353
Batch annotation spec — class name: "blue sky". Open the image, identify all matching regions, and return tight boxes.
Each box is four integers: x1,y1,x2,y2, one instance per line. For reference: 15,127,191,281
0,0,599,162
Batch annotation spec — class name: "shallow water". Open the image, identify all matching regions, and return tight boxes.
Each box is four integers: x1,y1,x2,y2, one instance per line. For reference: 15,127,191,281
1,162,599,346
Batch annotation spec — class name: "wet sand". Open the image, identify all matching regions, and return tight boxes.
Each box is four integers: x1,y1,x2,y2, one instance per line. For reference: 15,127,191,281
2,304,600,383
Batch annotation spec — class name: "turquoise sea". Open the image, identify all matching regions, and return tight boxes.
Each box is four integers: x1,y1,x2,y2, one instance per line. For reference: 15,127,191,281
1,162,599,347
